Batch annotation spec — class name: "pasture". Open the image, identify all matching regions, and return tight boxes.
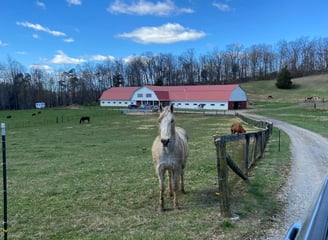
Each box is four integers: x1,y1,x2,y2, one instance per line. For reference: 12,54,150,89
0,106,289,239
242,73,328,104
242,74,328,138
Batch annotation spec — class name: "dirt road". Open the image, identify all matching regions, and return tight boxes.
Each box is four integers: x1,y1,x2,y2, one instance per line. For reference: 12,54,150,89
243,113,328,239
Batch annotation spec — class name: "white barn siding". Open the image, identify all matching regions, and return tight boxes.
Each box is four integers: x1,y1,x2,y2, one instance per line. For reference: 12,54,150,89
172,101,228,110
100,100,132,107
131,87,159,102
230,87,247,101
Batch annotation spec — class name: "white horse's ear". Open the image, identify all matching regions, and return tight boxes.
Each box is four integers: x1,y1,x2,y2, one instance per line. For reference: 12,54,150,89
170,104,174,112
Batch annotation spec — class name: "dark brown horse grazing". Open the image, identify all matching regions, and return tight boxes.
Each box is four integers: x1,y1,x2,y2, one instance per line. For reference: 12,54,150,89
231,123,246,134
80,116,90,124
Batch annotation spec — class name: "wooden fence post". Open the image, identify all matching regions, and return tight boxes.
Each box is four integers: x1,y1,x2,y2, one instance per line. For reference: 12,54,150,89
244,134,250,175
253,132,259,160
260,131,265,158
215,137,232,218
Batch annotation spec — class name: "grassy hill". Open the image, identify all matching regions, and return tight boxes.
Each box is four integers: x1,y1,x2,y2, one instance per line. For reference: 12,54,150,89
241,74,328,139
241,73,328,105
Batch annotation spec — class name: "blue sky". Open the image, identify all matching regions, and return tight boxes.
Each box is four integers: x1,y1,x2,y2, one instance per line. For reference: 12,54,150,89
1,0,328,71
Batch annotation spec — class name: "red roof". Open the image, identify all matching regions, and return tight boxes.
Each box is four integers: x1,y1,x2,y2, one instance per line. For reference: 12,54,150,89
153,91,170,101
99,87,139,100
99,84,241,101
147,85,239,101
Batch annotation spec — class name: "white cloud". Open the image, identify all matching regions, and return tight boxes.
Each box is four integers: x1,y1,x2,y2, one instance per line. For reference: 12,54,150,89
16,21,66,37
32,34,39,39
30,64,52,72
123,55,149,63
50,50,86,64
212,2,233,12
0,40,8,47
107,0,193,16
63,38,75,43
117,23,205,44
90,55,115,61
36,1,46,9
67,0,82,5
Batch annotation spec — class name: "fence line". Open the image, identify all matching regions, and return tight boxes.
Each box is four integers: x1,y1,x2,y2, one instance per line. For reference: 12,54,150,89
213,114,273,218
1,123,8,240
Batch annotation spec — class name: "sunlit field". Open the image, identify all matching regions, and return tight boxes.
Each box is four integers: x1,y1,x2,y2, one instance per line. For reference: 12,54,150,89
0,106,288,239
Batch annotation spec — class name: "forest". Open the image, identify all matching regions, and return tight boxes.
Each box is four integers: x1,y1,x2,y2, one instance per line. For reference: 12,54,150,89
1,36,328,110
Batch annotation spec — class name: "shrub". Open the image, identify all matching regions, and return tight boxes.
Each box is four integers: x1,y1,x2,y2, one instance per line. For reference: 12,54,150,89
276,66,292,89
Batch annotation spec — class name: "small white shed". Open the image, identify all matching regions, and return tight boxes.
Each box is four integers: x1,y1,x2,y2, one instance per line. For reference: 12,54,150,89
35,102,46,109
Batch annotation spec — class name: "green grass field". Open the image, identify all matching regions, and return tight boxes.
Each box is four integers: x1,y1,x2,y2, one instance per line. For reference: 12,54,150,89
0,106,288,239
2,74,328,239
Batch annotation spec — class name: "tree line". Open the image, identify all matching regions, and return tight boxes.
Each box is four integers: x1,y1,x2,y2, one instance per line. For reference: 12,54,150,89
1,36,328,110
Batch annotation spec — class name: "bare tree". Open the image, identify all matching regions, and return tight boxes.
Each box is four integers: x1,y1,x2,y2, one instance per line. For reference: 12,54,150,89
178,49,198,85
225,43,244,81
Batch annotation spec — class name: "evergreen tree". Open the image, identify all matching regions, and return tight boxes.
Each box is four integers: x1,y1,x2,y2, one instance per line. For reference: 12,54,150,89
276,66,292,89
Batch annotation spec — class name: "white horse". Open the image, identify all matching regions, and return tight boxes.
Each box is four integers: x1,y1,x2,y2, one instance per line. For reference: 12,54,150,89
152,105,189,211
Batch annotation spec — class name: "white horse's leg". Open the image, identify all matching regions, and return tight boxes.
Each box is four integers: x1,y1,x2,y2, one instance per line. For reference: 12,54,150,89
158,171,165,211
168,170,173,197
172,170,179,210
180,168,186,194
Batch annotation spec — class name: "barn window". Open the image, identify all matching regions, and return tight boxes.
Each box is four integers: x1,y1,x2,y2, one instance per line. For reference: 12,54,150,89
211,104,215,106
137,93,143,97
185,103,189,106
220,104,225,106
146,93,152,98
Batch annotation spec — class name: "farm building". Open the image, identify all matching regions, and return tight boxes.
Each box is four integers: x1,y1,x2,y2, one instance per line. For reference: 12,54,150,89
99,84,247,110
35,102,46,109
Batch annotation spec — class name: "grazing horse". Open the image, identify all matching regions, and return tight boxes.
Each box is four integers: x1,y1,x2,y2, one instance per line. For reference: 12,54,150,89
231,123,246,134
80,116,90,124
152,105,189,211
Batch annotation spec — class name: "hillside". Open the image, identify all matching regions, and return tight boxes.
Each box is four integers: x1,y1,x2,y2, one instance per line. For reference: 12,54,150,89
241,74,328,104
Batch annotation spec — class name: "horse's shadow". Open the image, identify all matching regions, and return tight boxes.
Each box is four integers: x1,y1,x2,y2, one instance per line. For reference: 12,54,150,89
185,188,219,209
153,187,219,212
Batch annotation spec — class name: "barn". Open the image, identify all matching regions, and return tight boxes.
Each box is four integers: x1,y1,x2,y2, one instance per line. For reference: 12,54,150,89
99,84,247,110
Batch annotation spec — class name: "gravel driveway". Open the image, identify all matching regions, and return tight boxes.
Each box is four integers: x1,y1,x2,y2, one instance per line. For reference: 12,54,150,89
243,113,328,239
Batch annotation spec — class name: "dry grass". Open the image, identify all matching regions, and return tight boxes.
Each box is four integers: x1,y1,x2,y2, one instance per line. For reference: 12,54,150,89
242,73,328,104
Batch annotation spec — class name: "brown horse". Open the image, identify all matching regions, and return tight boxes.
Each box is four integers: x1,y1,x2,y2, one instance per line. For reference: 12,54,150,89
151,105,189,211
231,123,246,134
